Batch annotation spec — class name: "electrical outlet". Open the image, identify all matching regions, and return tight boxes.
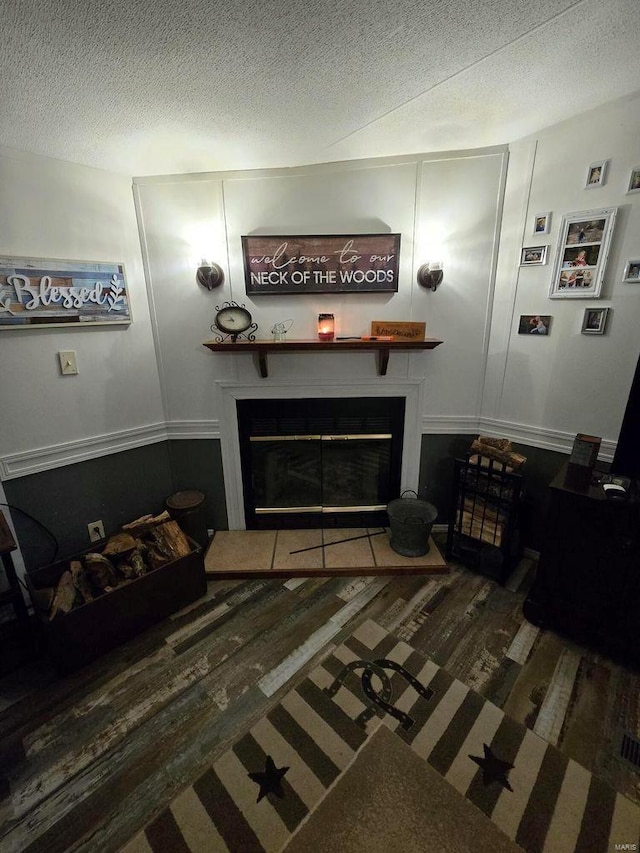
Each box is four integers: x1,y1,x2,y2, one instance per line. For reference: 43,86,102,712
88,520,105,542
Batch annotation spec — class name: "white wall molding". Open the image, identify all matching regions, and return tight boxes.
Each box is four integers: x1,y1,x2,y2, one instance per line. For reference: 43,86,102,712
165,420,220,440
421,415,481,434
421,414,615,459
478,417,615,459
1,411,616,482
0,423,168,480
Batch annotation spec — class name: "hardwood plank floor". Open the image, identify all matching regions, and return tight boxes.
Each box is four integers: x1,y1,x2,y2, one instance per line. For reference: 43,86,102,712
1,548,640,853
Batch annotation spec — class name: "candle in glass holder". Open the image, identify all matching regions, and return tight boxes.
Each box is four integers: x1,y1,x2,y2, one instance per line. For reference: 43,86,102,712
318,313,335,341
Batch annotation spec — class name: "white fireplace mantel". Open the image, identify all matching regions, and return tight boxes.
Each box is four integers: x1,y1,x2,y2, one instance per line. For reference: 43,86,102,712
216,377,426,529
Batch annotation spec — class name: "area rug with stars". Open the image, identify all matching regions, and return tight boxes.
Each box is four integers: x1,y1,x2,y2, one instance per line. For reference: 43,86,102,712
125,619,640,853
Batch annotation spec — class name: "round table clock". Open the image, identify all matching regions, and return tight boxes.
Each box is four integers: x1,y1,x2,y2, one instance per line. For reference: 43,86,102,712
212,302,258,342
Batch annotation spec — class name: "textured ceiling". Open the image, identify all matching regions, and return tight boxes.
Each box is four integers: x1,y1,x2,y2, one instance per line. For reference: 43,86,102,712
1,0,639,176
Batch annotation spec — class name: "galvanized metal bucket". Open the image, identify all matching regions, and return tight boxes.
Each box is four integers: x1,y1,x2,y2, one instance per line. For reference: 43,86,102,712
387,490,438,557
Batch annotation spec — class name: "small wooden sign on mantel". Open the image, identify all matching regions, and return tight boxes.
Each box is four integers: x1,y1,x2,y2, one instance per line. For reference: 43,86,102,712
370,320,426,340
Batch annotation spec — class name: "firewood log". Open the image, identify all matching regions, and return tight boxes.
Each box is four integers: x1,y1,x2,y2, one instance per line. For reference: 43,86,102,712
49,571,78,619
122,514,156,536
70,559,94,604
102,532,137,558
470,441,526,470
130,549,148,577
152,520,192,561
122,511,171,537
475,435,512,452
115,561,137,580
462,497,508,524
460,510,504,547
143,542,167,570
84,553,119,593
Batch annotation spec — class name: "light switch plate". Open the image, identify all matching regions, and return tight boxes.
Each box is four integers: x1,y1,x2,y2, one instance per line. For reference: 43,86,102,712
59,350,78,375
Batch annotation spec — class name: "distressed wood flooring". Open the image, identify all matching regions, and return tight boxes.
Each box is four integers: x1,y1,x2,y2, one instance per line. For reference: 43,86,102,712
1,545,640,852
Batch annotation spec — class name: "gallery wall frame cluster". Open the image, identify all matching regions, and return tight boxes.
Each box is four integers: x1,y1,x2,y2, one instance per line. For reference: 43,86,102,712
518,155,640,340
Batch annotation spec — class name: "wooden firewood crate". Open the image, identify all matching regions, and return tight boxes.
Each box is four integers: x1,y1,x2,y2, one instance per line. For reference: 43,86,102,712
26,540,206,673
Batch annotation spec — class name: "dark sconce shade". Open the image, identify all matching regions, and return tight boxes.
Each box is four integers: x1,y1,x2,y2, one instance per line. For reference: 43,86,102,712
416,263,444,291
196,260,225,290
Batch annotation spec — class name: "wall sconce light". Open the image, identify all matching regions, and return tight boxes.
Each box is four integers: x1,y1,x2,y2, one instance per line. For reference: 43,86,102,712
318,313,335,341
196,259,225,290
416,262,443,291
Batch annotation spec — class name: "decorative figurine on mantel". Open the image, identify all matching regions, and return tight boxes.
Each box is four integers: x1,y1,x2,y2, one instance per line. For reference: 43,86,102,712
211,301,258,342
271,319,293,342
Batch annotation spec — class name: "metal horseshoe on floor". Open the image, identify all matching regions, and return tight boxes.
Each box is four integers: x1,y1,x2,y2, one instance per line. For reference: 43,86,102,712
325,657,433,730
324,660,393,727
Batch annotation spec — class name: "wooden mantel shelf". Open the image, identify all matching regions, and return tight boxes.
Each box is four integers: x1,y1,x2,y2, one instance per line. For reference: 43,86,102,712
203,338,443,377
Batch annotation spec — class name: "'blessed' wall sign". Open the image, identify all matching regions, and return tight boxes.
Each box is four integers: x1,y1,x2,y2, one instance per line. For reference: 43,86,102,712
0,257,131,329
242,234,401,294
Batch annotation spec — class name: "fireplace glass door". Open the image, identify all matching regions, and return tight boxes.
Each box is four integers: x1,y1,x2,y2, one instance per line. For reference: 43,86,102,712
238,397,404,529
250,434,391,514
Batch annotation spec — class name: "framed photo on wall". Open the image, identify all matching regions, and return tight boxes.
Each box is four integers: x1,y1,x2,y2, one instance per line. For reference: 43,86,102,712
623,260,640,282
581,307,609,335
518,314,551,335
626,168,640,194
585,160,608,189
533,212,551,235
549,207,617,299
520,245,548,266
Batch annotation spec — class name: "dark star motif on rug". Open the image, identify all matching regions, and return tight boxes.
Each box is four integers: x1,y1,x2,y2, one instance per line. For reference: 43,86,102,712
468,743,514,792
248,756,290,802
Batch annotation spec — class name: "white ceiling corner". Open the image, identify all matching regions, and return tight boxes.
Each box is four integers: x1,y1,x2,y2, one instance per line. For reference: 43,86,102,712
1,0,639,176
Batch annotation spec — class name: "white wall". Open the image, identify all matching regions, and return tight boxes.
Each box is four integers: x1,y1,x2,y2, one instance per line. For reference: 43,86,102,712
4,90,637,486
0,147,164,477
485,91,640,455
134,148,507,429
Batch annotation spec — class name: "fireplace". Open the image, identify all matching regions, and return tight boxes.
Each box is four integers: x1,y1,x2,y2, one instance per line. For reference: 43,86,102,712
237,397,405,528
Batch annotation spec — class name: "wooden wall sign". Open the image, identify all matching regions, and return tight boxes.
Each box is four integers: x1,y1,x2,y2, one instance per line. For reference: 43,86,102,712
0,256,132,329
370,320,426,340
242,234,400,295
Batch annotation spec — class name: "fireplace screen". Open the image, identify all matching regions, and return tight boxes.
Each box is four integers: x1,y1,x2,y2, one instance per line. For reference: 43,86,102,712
238,397,404,528
250,434,392,513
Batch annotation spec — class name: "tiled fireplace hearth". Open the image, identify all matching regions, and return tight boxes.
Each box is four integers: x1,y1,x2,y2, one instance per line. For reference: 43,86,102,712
217,379,425,530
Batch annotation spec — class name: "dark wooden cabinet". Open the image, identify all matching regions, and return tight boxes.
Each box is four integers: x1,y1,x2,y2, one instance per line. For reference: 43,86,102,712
523,463,640,665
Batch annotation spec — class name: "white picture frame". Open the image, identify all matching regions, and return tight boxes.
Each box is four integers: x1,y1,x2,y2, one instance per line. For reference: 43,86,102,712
533,212,551,235
623,259,640,283
581,307,609,335
627,168,640,194
520,245,548,266
549,207,617,299
585,160,608,189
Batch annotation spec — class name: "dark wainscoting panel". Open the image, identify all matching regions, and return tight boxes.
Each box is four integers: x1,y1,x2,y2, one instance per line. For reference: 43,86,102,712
3,434,565,573
167,439,228,532
418,434,567,553
3,443,175,572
